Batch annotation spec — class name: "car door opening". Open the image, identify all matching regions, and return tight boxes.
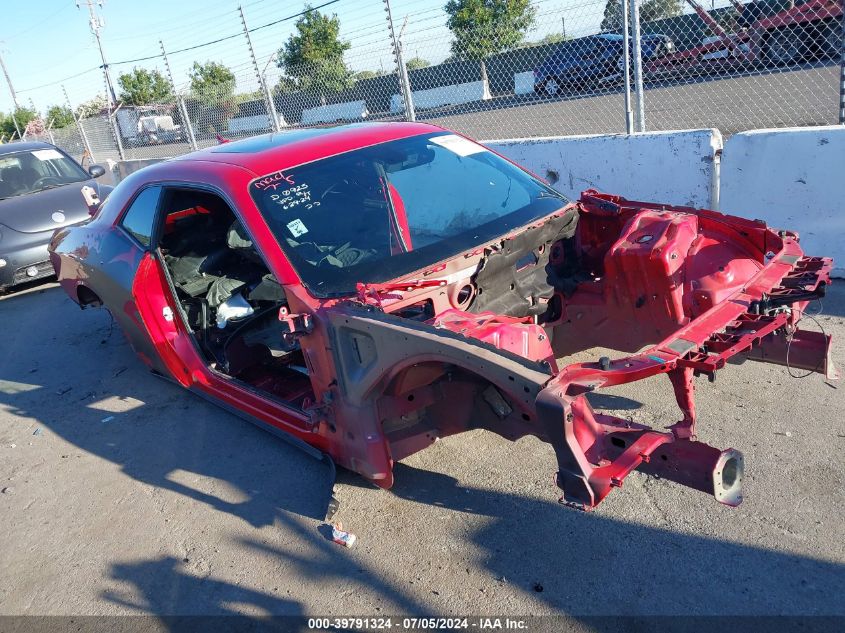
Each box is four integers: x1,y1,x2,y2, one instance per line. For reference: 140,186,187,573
157,188,314,408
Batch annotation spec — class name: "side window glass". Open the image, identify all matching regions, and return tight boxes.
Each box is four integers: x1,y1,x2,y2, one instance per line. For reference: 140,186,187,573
120,186,161,248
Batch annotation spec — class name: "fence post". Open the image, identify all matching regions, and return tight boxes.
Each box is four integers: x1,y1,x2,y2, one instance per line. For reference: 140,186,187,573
63,85,95,163
239,5,282,133
384,0,415,122
839,0,844,124
14,112,25,140
103,68,125,160
110,103,126,161
160,40,198,150
621,0,634,134
629,0,646,132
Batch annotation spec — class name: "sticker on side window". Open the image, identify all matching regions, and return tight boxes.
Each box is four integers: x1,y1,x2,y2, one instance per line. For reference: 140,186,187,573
430,134,486,157
287,218,308,238
32,149,64,161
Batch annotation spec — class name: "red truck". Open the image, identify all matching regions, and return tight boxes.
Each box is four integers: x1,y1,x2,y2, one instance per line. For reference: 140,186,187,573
646,0,842,78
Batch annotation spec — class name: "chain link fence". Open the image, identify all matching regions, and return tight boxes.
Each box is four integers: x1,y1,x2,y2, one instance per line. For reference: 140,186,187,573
9,0,843,165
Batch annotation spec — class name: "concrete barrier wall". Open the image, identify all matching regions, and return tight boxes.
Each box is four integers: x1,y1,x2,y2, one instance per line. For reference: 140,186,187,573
113,158,168,184
106,125,841,277
227,115,272,135
390,80,492,113
720,125,845,277
514,71,534,95
301,100,368,125
485,129,722,209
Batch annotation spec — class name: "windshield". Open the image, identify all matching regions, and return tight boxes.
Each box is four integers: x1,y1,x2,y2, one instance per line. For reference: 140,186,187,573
0,148,89,200
250,131,569,297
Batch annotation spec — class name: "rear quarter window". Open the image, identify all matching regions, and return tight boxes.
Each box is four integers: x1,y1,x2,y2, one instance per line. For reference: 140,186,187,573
120,186,162,247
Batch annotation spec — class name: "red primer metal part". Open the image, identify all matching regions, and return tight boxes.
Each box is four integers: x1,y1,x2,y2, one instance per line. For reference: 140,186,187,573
431,309,558,371
48,124,837,513
532,191,834,509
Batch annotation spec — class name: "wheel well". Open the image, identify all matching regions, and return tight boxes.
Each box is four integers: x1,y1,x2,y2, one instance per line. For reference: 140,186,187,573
77,285,102,308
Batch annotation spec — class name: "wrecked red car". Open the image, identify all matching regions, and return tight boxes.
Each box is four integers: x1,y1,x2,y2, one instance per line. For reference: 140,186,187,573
49,123,837,510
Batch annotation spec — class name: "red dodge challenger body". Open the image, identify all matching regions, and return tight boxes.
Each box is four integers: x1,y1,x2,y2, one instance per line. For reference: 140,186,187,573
49,122,837,510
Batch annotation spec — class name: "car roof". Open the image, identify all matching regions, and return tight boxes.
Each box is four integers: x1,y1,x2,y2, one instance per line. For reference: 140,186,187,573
171,121,445,175
0,141,59,156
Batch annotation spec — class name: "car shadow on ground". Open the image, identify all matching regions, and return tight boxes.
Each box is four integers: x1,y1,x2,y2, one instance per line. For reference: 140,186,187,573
2,286,844,619
385,463,845,617
0,288,332,528
102,556,303,620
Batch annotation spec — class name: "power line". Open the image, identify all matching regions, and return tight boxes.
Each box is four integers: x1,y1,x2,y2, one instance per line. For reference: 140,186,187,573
18,65,101,93
109,0,341,67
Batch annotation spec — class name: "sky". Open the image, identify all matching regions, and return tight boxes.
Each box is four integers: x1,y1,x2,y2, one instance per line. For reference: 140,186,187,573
0,0,723,117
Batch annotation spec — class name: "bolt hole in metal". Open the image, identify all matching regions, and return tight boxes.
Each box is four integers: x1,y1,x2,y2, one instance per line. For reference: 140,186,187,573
721,457,739,488
457,284,473,305
714,451,744,505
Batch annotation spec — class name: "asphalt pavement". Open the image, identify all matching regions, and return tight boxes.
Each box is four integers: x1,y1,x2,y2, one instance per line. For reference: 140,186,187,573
0,279,842,620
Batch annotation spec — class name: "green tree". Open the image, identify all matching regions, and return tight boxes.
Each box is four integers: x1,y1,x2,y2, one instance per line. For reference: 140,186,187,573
186,62,236,135
273,76,299,95
0,107,38,138
117,67,173,106
405,57,430,71
276,6,352,94
45,105,75,129
444,0,535,83
640,0,683,23
189,61,236,105
538,33,568,45
601,0,624,32
353,70,381,81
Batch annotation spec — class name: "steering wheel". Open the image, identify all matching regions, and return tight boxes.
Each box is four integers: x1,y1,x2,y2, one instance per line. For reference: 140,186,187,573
32,176,61,189
320,177,376,202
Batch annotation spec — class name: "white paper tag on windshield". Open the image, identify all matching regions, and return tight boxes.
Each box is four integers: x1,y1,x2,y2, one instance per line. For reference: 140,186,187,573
32,149,63,161
287,218,308,238
430,134,486,157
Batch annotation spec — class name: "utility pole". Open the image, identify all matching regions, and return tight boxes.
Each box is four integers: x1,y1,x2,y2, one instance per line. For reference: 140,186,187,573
384,0,415,121
561,16,566,39
0,50,22,138
78,0,117,108
0,50,20,109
